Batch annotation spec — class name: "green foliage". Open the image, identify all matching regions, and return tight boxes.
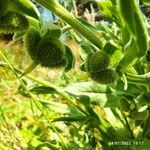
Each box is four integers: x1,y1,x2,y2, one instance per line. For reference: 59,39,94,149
129,109,149,120
0,0,9,17
119,0,149,57
0,0,150,149
97,0,114,18
0,11,29,33
142,0,150,6
64,46,75,72
118,97,131,112
118,38,138,69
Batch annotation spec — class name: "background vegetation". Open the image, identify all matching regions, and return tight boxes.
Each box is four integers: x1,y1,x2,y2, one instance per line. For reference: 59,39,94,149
0,0,150,149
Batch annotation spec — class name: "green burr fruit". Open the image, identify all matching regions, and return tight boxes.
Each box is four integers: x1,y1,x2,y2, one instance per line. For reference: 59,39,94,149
54,58,68,68
85,51,110,73
0,11,29,33
36,35,66,67
90,69,117,84
23,28,41,60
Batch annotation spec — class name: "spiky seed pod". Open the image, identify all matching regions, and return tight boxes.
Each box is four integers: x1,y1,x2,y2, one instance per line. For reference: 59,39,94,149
23,28,41,60
0,11,29,33
36,35,66,67
85,51,110,73
90,69,117,84
53,58,68,68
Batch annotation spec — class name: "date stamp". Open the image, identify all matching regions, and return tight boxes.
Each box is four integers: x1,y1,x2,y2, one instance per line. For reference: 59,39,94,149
108,141,144,146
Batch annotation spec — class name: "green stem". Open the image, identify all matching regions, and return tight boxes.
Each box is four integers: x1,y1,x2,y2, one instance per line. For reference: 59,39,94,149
122,112,135,139
72,0,78,17
20,61,39,77
36,0,103,49
0,50,68,150
127,79,148,86
126,73,150,86
142,114,150,137
61,25,72,33
127,72,150,80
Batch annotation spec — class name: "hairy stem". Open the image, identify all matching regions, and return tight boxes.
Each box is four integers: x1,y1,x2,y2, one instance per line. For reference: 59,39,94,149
36,0,103,49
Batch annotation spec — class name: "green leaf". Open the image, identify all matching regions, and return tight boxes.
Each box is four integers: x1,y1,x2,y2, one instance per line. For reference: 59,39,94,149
41,21,61,38
80,42,94,54
64,46,75,72
78,95,90,106
29,86,57,94
78,18,103,40
118,38,138,69
119,0,149,57
77,18,98,32
64,81,119,107
27,16,40,29
97,1,114,18
39,100,86,118
79,63,86,72
53,116,86,122
129,109,149,120
103,41,122,66
96,22,120,42
13,32,25,41
142,0,150,6
118,97,130,112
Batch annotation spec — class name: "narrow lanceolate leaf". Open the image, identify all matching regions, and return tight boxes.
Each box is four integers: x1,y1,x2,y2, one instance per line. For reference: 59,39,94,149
118,38,138,69
64,46,75,72
29,86,57,94
119,0,149,57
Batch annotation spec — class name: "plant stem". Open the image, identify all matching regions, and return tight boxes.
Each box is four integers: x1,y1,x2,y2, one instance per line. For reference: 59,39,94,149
142,114,150,137
72,0,78,17
61,25,72,33
126,73,150,86
36,0,103,49
122,112,135,139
